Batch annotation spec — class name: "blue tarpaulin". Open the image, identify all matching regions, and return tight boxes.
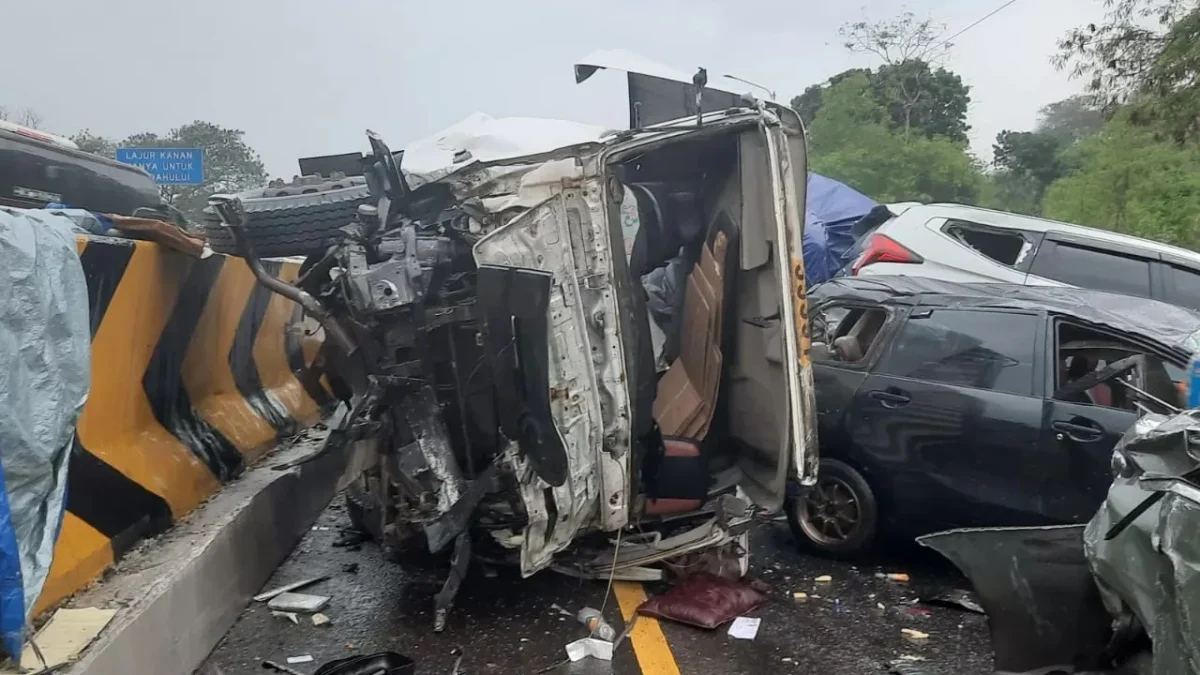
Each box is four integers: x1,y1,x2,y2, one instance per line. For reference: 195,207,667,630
0,208,90,658
803,173,877,286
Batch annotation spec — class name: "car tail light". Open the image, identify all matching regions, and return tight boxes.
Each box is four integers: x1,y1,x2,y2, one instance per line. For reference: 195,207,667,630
851,233,924,275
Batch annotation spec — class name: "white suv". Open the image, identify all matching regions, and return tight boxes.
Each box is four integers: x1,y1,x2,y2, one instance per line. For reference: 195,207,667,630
848,203,1200,311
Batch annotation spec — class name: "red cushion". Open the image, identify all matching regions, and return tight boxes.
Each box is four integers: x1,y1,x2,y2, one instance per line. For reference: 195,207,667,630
637,573,766,629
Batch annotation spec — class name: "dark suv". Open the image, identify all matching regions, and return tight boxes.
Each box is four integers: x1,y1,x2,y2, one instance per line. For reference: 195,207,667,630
788,275,1200,556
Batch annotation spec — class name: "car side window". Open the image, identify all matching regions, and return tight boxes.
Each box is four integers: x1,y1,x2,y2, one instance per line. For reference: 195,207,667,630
811,304,888,365
1164,264,1200,311
942,220,1034,269
1053,321,1185,411
878,309,1037,396
1032,241,1152,298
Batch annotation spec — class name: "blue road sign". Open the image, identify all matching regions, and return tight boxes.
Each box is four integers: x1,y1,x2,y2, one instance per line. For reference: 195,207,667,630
115,147,205,185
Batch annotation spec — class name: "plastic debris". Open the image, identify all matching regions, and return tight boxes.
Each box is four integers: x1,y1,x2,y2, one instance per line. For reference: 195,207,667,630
286,654,314,664
814,575,833,583
254,576,330,602
565,637,614,662
262,660,307,674
268,592,331,614
899,655,927,661
576,607,616,641
272,611,300,624
312,613,332,627
886,573,910,583
792,592,808,602
901,628,930,640
877,602,886,611
727,616,761,640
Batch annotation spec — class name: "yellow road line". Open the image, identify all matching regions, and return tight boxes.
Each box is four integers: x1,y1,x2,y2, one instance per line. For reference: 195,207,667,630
614,581,682,675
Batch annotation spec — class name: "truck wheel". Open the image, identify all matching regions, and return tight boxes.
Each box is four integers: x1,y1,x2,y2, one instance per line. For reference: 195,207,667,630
345,478,382,541
202,181,371,258
786,458,878,557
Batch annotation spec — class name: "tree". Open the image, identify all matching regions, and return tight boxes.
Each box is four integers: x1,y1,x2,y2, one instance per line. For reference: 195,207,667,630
116,121,266,219
1057,0,1200,142
70,130,118,157
806,74,982,203
0,106,45,129
1043,113,1200,248
839,12,970,142
1036,95,1106,143
794,12,971,142
790,69,871,127
871,61,970,142
992,130,1066,197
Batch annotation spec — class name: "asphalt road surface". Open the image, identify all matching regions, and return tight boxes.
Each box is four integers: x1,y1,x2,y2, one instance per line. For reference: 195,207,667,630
200,499,993,675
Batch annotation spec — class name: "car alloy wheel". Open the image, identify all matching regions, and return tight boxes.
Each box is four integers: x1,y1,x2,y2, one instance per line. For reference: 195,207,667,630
798,476,862,545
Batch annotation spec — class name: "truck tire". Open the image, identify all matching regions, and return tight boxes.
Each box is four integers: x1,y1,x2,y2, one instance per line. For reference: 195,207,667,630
202,183,371,258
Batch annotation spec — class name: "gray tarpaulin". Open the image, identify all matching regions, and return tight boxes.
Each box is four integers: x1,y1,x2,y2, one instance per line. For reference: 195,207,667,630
0,208,90,657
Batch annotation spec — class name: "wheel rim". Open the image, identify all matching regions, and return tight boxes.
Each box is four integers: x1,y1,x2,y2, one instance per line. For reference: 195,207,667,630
796,476,862,545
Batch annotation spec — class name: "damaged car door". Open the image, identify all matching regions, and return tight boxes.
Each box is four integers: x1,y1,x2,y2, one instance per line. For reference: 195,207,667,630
473,179,629,575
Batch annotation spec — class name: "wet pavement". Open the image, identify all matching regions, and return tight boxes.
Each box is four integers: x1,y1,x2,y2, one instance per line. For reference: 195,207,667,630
199,499,993,675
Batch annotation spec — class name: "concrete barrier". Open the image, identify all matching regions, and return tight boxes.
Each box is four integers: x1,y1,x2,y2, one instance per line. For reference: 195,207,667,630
37,235,330,614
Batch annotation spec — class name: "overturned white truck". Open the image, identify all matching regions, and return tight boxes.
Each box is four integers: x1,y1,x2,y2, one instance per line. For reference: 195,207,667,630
206,88,818,629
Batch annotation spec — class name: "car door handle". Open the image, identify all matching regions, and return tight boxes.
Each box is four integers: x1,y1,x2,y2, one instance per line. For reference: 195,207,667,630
1052,420,1105,442
868,390,911,408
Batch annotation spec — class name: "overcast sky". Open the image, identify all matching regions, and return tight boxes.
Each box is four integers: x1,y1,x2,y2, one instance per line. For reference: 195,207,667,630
6,0,1103,179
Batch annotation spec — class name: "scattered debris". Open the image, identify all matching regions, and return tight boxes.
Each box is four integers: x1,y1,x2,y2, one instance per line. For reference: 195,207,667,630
564,637,614,662
286,654,314,664
332,530,369,549
261,660,307,675
311,651,415,675
269,592,331,614
889,660,933,675
814,575,833,583
921,588,984,614
898,655,927,662
726,616,761,640
549,603,573,618
900,628,930,640
312,613,332,627
791,592,808,602
272,611,300,625
875,572,910,583
877,602,886,611
638,573,767,629
8,607,116,672
576,607,616,641
254,576,330,602
782,657,793,663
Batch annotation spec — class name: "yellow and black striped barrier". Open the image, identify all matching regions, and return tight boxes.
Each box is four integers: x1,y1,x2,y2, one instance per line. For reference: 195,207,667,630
37,235,331,614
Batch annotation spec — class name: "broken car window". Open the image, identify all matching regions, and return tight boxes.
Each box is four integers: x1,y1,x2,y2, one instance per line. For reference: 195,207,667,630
944,220,1031,268
1054,322,1184,410
811,305,887,364
879,309,1037,396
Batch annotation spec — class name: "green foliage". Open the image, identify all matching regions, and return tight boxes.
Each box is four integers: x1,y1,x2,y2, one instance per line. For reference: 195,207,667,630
871,61,970,142
1058,0,1200,143
792,62,970,142
806,75,981,203
1043,115,1200,248
1036,95,1106,144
